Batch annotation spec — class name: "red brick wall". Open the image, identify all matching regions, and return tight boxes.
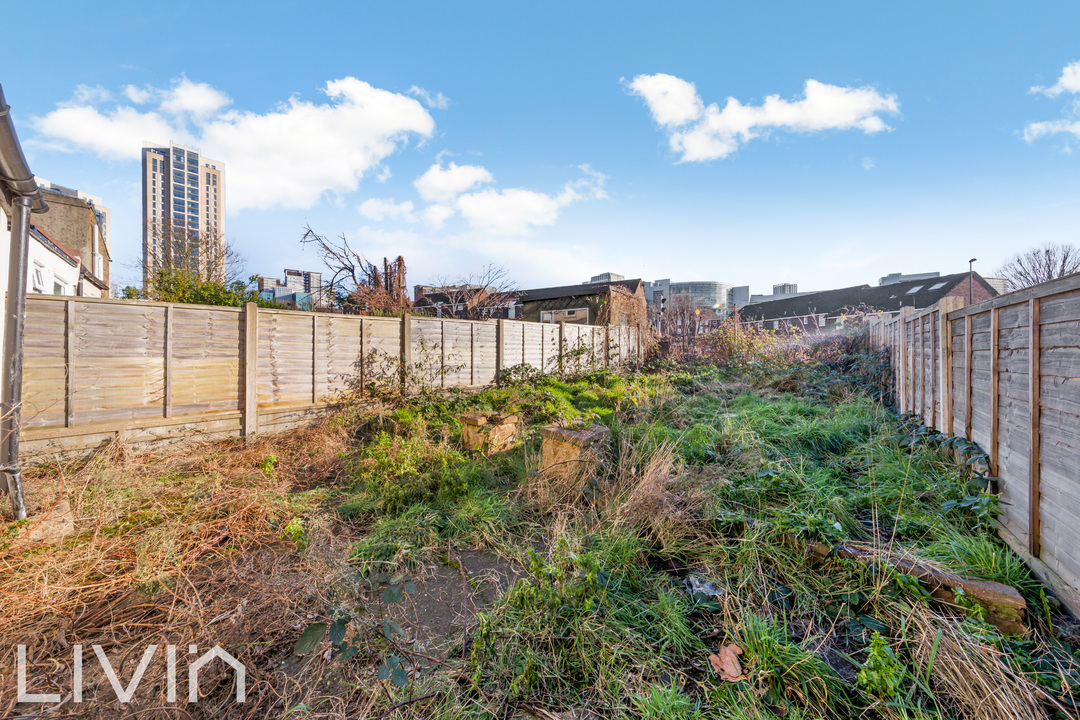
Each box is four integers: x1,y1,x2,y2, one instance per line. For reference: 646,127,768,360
943,277,996,307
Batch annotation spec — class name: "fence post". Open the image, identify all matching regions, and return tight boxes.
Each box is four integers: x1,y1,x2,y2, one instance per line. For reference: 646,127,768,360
1029,298,1042,557
311,314,319,404
939,296,962,436
359,318,367,398
964,315,973,440
898,307,914,413
558,321,565,375
401,313,412,396
243,302,259,438
65,299,75,427
470,323,476,386
495,319,504,386
164,305,173,419
990,306,1000,476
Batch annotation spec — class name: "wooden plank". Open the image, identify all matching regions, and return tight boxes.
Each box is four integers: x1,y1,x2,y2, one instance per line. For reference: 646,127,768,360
930,311,937,427
360,318,367,397
1029,298,1042,557
990,307,999,476
965,316,973,439
243,303,258,437
401,314,411,394
163,305,173,419
312,314,318,404
65,299,75,427
495,319,504,385
949,273,1080,320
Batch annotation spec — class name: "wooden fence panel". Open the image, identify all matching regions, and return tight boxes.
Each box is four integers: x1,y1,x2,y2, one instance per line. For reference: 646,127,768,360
73,301,166,423
319,315,362,399
473,322,498,386
171,306,243,415
879,276,1080,618
258,311,316,409
22,299,67,429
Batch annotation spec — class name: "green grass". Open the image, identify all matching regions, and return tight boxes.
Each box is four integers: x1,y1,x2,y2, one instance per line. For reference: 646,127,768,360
303,350,1080,718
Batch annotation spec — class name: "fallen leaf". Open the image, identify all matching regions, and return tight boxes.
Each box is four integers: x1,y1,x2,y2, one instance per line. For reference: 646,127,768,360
709,643,745,682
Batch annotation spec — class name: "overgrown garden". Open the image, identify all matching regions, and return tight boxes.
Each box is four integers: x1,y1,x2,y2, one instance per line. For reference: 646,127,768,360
3,327,1079,719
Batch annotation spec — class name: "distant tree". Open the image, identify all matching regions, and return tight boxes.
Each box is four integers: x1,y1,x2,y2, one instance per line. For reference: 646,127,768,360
125,269,281,308
301,225,412,314
129,223,277,307
996,242,1080,291
423,264,521,319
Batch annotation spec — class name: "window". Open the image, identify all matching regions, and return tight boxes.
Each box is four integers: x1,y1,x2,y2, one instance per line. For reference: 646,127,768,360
818,315,826,328
54,282,65,296
206,172,211,183
906,285,924,294
566,309,576,316
152,158,158,171
32,267,46,292
928,282,947,290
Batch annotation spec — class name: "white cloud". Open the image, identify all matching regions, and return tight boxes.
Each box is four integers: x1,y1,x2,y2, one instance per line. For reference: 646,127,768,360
1024,60,1080,145
407,86,450,110
123,84,153,104
1024,119,1080,143
862,157,875,171
33,76,436,210
71,85,112,105
413,161,493,203
624,74,704,127
33,105,182,160
628,74,900,162
358,197,416,222
422,204,456,229
454,165,608,235
1031,60,1080,97
159,77,232,117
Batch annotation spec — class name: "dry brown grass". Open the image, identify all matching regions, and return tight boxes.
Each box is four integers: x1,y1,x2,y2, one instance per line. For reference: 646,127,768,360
905,603,1048,720
607,440,705,547
0,419,355,716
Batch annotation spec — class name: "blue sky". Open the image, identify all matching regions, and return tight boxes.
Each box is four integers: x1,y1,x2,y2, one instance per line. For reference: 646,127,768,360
7,1,1080,295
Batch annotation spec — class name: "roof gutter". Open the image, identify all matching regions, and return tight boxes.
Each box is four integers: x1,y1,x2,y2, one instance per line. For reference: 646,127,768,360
0,84,48,519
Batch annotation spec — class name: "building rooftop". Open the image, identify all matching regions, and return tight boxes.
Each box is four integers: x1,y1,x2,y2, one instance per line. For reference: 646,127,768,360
738,271,998,321
520,278,643,302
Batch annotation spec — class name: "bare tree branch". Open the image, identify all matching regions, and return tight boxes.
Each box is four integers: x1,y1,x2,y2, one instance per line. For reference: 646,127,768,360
996,242,1080,291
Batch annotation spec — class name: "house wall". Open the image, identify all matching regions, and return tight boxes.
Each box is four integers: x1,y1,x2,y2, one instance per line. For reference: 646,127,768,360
27,236,79,296
33,191,110,292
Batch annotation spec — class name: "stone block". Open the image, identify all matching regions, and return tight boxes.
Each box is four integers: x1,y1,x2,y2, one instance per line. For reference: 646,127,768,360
461,413,520,455
538,423,610,477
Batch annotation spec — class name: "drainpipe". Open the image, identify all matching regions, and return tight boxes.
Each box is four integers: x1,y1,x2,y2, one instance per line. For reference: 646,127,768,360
0,84,48,519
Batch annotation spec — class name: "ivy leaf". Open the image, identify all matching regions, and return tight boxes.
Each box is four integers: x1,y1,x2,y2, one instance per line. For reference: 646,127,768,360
391,667,410,687
294,623,327,655
378,664,390,680
403,580,417,595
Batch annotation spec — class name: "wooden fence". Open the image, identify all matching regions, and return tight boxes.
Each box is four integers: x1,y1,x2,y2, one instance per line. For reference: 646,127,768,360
868,274,1080,617
19,296,642,459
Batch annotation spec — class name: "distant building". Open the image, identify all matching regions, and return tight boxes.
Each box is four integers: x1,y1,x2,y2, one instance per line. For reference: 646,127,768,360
879,271,940,286
32,180,111,296
258,269,329,310
738,271,999,331
519,278,646,329
142,143,226,283
413,283,500,318
730,285,751,309
984,277,1009,295
588,272,625,283
773,282,798,295
644,279,735,316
